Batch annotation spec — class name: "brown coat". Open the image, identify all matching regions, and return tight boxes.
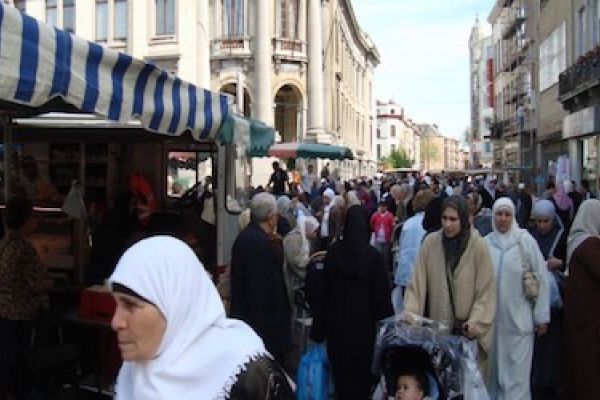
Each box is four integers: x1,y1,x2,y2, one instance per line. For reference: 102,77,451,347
563,237,600,400
404,229,497,379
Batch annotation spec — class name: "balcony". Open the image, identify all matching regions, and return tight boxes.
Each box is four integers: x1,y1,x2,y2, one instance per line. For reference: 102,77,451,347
502,7,527,40
559,45,600,104
211,37,252,60
272,38,307,64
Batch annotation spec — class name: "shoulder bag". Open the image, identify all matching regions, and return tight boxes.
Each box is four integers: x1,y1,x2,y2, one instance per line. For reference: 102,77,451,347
517,240,539,305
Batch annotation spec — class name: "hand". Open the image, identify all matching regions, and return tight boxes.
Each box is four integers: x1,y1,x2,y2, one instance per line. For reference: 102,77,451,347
461,323,477,340
535,324,548,337
547,257,563,271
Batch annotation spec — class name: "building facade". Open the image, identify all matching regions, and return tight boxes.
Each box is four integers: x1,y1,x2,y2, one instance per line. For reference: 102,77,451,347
469,18,494,168
488,0,539,185
375,100,420,169
13,0,379,183
418,124,459,172
559,0,600,192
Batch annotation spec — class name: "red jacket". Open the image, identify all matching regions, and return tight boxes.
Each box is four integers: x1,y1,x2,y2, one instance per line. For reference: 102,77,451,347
370,211,394,243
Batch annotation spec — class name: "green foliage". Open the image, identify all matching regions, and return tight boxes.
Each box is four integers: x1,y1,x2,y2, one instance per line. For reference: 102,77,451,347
384,148,413,168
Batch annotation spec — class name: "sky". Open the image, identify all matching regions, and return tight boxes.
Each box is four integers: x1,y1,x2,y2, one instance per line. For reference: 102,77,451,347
353,0,495,142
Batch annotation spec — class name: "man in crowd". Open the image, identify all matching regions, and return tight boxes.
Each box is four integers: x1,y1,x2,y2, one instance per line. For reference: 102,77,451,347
230,192,291,368
267,161,289,196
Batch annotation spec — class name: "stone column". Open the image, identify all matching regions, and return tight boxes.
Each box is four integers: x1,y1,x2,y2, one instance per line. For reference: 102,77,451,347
307,0,325,141
255,0,273,124
197,0,211,89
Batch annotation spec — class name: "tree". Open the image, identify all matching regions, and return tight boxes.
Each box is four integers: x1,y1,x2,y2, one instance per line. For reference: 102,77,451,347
384,149,413,168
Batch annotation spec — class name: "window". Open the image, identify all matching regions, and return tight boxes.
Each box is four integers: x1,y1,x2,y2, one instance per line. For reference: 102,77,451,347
391,144,396,152
14,0,26,12
63,0,75,32
377,128,381,138
577,6,587,58
46,0,57,27
96,0,108,41
114,0,127,40
591,0,600,47
222,0,244,37
539,22,566,92
96,0,128,43
377,144,381,160
391,108,395,115
155,0,175,36
391,125,396,137
280,0,299,39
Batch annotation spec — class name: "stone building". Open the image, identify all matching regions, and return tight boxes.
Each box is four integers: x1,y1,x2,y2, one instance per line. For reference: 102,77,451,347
375,100,420,169
13,0,379,183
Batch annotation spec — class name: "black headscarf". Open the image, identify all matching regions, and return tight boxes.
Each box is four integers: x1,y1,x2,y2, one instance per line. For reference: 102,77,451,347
441,195,471,271
336,205,371,277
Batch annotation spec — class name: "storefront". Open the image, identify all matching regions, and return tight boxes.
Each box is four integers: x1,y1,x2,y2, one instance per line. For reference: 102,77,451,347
563,104,600,192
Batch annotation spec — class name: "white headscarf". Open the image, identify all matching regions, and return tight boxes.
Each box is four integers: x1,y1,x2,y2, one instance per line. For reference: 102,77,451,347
566,199,600,270
320,188,335,238
109,236,267,400
298,216,320,260
489,197,521,250
484,176,496,199
531,199,556,220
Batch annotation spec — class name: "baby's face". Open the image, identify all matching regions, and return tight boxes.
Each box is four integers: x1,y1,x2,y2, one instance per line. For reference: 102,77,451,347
395,375,424,400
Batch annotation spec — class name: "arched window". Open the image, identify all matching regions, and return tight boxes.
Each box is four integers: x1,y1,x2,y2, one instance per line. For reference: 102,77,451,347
223,0,244,37
280,0,299,39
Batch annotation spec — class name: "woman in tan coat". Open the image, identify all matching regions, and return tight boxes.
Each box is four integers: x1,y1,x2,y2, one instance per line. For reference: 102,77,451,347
404,195,497,380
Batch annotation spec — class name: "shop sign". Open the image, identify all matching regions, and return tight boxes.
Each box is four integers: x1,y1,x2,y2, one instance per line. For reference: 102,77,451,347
563,105,600,139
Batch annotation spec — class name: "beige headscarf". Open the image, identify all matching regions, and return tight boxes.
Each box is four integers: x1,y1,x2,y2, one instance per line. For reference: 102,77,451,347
566,199,600,274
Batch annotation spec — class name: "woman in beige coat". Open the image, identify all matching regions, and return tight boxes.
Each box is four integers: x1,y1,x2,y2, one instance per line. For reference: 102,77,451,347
404,195,497,380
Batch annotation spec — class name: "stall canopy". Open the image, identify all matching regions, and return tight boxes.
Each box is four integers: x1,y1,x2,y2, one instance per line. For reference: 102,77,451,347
0,3,273,154
267,141,354,160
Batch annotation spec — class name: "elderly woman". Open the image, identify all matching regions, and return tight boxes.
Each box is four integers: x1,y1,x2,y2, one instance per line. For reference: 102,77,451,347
404,195,496,380
276,195,296,237
528,199,566,399
485,197,550,400
109,236,294,399
393,189,435,312
563,199,600,399
283,216,320,306
466,191,493,236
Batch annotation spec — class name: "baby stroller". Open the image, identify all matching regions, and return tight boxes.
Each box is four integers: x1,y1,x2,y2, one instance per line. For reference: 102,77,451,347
371,314,489,400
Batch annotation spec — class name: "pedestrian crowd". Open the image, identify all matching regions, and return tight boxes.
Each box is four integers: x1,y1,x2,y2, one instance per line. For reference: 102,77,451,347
230,162,600,400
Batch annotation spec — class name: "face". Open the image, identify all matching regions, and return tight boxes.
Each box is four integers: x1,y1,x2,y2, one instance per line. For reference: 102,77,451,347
494,208,513,234
267,211,279,233
395,375,424,400
306,227,319,240
467,196,477,216
535,216,553,235
442,207,461,238
323,196,331,206
111,292,167,362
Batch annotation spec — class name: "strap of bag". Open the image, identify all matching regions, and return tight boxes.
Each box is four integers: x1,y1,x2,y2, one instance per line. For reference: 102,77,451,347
517,239,532,273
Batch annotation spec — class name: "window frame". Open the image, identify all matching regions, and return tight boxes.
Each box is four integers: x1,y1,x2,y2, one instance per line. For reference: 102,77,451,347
95,0,128,45
279,0,299,39
154,0,176,38
222,0,245,38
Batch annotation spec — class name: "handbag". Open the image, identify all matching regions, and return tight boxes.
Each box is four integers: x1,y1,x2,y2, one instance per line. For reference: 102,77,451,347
517,240,539,304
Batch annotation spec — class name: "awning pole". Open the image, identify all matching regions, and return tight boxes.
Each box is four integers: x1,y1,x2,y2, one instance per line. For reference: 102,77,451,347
2,115,12,202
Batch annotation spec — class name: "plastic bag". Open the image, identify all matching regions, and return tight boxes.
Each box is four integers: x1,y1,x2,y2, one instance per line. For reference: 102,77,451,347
296,343,329,400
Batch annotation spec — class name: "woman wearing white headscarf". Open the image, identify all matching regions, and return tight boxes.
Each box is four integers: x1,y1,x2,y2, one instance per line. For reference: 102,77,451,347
485,197,550,400
283,216,320,306
109,236,294,399
317,188,335,250
563,199,600,400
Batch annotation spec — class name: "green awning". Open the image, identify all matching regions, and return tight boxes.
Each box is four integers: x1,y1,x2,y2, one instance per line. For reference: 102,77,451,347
267,142,354,160
218,114,275,157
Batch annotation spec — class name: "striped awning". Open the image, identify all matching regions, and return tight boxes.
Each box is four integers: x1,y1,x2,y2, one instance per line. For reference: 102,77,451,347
0,3,229,141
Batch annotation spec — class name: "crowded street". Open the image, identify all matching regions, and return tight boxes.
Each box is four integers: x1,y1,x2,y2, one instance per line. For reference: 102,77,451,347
0,0,599,399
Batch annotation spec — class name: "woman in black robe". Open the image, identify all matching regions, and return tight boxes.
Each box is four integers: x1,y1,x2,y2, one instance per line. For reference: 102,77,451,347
315,205,393,399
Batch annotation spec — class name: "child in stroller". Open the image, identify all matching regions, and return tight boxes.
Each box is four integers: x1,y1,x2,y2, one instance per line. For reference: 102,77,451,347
372,314,489,400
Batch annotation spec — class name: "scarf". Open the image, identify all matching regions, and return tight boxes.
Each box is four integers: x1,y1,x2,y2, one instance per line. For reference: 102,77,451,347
441,195,471,271
489,197,521,250
109,236,267,399
566,199,600,271
298,216,320,261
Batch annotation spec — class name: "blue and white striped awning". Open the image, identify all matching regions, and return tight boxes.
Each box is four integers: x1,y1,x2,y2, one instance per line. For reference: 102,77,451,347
0,3,229,141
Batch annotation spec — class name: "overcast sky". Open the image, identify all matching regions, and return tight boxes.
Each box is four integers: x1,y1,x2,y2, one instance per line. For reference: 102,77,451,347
353,0,494,141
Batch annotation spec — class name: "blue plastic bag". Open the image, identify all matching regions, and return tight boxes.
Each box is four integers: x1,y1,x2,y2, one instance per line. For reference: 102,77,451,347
296,343,329,400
